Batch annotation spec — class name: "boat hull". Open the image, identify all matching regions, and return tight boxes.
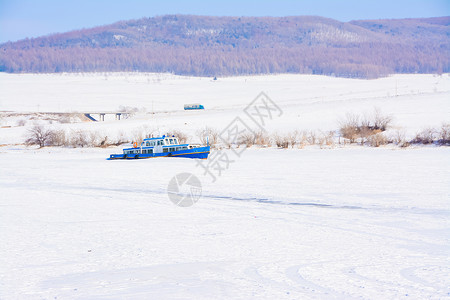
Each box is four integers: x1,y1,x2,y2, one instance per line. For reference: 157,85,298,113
109,146,210,160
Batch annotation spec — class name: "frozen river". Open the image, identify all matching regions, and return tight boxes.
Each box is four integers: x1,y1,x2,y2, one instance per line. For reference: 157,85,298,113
0,147,448,299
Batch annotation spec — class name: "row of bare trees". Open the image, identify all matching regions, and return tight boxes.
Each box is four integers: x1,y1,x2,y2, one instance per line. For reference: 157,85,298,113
25,125,127,148
24,120,450,149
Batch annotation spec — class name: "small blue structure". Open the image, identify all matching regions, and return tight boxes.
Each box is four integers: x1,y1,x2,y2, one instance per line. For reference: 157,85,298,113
109,135,210,160
184,103,204,110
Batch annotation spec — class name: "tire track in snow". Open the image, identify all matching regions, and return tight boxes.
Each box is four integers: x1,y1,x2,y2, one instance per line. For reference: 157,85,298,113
341,265,434,296
400,265,450,293
284,264,360,300
244,265,311,298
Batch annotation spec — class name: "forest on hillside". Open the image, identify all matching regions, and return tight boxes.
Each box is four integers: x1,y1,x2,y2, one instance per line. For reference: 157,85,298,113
1,15,449,78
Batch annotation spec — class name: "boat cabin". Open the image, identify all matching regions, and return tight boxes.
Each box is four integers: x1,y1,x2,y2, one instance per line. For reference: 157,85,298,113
122,135,198,155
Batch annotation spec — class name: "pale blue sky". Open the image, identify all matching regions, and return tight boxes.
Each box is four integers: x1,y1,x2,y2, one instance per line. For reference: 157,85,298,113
0,0,448,43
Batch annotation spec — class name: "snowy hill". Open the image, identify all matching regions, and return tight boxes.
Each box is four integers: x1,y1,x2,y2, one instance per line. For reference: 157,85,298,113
1,15,449,77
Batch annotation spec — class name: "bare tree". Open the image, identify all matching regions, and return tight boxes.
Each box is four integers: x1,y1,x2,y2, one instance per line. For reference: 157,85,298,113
273,134,289,148
288,131,298,148
238,132,256,147
358,126,375,145
167,129,189,144
131,127,145,145
307,130,318,145
25,125,52,148
49,129,67,146
438,123,450,145
196,126,219,147
318,130,335,148
114,130,129,145
70,130,89,147
254,130,270,146
339,113,360,143
372,107,392,131
367,133,388,147
411,128,436,144
298,131,308,148
391,129,406,146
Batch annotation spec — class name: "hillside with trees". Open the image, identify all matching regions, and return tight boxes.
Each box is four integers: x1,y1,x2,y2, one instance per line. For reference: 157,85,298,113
0,15,448,78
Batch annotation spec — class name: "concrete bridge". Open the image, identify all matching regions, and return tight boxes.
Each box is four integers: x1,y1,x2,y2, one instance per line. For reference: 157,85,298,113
83,112,130,122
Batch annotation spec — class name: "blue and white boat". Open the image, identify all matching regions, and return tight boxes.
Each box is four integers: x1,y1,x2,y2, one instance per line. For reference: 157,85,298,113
109,135,210,160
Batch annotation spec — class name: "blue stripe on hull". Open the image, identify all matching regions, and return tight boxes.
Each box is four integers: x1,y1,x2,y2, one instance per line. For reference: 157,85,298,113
108,146,210,160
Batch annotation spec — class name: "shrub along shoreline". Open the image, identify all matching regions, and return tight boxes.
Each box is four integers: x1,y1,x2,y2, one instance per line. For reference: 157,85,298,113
22,123,450,150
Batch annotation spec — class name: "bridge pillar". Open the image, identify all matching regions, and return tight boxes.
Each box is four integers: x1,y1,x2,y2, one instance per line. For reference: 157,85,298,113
100,113,105,121
116,113,121,120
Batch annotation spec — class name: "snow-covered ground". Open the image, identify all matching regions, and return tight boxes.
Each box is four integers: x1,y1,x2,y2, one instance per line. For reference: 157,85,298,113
0,73,449,299
0,73,449,144
0,146,449,299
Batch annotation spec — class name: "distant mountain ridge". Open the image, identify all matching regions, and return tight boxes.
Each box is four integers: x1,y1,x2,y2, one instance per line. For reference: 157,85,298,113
1,15,449,78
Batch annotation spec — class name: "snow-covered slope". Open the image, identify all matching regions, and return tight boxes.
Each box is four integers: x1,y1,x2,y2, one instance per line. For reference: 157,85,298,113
0,73,449,145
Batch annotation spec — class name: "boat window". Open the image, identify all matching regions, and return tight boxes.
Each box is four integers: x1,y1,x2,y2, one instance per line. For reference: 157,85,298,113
169,139,174,144
174,139,178,144
146,142,150,146
148,149,153,154
163,148,168,153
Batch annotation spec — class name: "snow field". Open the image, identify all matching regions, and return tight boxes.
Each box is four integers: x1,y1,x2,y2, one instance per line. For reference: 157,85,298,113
0,147,449,299
0,73,449,299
